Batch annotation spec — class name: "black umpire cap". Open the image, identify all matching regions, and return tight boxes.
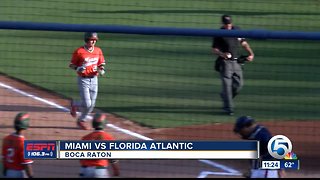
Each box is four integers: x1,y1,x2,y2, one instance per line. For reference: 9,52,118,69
222,14,232,24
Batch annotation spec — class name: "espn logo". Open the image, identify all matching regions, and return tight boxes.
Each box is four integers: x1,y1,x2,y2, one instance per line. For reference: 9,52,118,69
26,143,55,151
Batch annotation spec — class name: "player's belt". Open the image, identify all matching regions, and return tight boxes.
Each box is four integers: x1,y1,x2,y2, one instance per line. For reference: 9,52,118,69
229,58,238,61
81,166,107,169
80,76,95,78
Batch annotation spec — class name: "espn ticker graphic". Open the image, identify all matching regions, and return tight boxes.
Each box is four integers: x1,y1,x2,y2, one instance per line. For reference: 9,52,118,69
24,140,57,159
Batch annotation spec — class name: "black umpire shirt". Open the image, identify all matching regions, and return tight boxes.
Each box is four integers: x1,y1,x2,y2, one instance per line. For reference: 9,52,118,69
212,26,244,59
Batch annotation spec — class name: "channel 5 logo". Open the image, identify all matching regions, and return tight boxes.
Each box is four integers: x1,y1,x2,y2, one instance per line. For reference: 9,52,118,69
267,135,292,159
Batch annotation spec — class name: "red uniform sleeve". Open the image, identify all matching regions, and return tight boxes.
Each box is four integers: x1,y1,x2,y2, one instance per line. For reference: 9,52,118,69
103,133,115,140
1,138,5,162
97,48,105,67
2,137,9,168
20,140,33,165
70,50,81,66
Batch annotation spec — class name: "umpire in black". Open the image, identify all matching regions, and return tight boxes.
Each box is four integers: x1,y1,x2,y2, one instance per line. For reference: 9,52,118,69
212,15,254,115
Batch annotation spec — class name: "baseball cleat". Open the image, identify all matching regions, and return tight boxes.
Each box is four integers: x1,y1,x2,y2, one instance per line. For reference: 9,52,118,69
222,107,234,116
77,121,89,130
70,100,77,118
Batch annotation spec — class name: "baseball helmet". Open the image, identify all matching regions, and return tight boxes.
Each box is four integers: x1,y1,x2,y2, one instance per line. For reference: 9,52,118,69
233,116,255,133
221,14,232,24
92,113,107,129
14,112,30,130
84,32,99,42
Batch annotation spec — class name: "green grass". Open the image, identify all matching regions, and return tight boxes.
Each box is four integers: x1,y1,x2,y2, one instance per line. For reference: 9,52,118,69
0,1,320,128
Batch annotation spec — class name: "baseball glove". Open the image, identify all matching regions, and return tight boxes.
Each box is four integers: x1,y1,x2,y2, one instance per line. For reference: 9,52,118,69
237,55,249,64
109,159,119,164
109,159,120,176
214,57,223,72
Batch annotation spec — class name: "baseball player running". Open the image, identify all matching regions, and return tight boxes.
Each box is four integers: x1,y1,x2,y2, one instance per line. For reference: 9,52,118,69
233,116,286,178
2,112,34,178
79,113,120,178
69,32,106,130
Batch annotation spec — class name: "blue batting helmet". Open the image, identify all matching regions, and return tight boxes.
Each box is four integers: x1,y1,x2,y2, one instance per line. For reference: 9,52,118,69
84,32,99,42
233,116,255,133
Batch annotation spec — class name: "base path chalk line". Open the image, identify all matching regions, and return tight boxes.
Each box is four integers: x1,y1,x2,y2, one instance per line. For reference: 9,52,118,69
197,160,242,178
0,81,241,177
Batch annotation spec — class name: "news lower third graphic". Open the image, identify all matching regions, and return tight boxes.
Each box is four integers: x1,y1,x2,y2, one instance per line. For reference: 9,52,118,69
261,135,300,170
24,140,259,159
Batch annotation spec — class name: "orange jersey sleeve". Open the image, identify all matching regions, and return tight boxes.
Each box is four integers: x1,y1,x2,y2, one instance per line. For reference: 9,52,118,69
70,46,106,77
97,47,106,67
80,131,114,167
70,47,82,67
2,134,33,170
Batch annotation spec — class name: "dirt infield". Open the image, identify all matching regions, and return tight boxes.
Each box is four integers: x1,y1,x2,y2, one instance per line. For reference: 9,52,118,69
0,75,319,178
